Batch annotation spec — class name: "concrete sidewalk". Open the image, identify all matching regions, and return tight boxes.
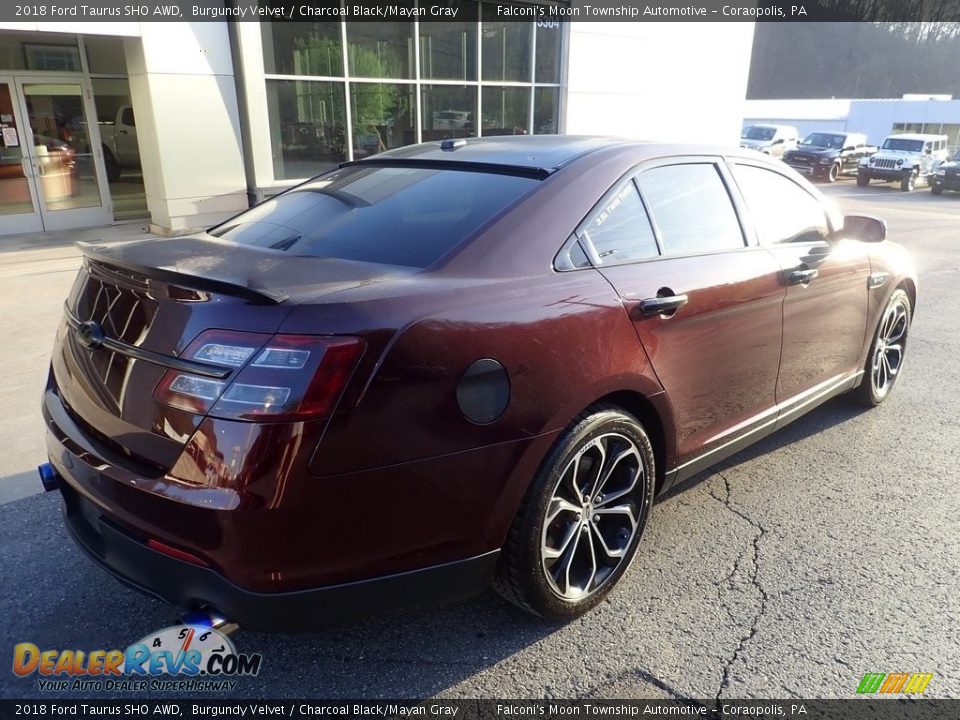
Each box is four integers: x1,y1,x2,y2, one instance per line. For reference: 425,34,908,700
0,222,156,504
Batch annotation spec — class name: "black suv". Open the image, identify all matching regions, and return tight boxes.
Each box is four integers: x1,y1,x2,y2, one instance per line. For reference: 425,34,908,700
931,153,960,195
784,131,876,183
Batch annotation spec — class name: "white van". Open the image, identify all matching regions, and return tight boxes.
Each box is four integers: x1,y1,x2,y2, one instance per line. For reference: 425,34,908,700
740,124,799,158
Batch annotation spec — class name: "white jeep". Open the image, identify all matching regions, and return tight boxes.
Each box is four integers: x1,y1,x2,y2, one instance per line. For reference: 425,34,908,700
857,133,949,191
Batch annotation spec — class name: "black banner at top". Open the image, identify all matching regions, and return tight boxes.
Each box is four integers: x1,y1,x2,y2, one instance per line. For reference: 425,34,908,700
0,700,957,720
5,0,960,23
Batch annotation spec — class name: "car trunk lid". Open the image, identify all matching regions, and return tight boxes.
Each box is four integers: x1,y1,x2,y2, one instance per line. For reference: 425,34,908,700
53,236,407,472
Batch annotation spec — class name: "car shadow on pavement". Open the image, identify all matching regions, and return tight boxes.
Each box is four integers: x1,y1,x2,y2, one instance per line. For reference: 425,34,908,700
0,395,868,701
660,395,870,502
0,491,562,699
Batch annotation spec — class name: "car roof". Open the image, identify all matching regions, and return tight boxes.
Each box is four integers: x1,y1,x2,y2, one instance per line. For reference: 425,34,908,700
357,135,631,176
350,136,804,180
886,133,947,141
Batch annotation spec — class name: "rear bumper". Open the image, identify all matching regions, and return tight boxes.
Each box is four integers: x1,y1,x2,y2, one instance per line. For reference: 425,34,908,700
42,382,528,629
58,477,497,630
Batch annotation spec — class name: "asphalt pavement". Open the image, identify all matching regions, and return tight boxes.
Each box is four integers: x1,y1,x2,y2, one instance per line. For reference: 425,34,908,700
1,182,958,700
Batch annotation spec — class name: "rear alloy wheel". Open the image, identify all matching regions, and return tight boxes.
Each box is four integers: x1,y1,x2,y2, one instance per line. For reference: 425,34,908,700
854,288,911,406
827,162,841,183
901,170,917,192
494,407,655,619
857,172,870,187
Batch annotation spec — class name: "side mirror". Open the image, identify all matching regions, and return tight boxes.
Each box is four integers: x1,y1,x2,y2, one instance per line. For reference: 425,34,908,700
773,138,784,144
842,214,886,243
843,145,855,152
925,148,932,155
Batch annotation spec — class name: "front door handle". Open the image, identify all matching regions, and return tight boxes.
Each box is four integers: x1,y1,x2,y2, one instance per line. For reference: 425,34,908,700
788,268,819,285
630,293,689,317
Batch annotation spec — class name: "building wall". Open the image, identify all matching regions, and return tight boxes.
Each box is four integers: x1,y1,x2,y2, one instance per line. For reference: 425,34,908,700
564,22,756,145
123,23,247,234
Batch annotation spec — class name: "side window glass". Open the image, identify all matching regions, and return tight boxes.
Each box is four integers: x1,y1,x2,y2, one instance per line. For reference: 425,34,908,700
637,163,745,255
731,164,830,245
555,234,592,271
579,181,659,266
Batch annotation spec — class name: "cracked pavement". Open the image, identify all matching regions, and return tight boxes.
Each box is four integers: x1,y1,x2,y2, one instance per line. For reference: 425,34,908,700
2,183,959,700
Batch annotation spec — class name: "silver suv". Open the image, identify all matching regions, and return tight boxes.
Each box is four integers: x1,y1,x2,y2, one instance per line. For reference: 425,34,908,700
858,133,949,191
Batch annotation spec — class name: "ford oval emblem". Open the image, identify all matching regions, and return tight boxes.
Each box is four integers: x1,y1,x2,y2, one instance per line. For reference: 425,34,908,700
76,320,105,350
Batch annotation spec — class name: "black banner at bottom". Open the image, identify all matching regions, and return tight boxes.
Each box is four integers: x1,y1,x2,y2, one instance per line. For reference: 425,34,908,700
0,699,951,720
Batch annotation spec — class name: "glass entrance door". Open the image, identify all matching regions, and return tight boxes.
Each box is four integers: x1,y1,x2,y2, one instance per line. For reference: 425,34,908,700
16,77,112,231
0,77,43,233
0,75,112,235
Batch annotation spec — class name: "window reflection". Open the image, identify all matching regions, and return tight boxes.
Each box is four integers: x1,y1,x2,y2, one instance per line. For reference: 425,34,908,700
482,86,530,136
259,18,564,178
347,23,414,79
92,78,148,220
421,84,477,141
23,83,101,212
350,83,417,157
267,80,347,180
481,17,532,82
420,19,477,80
536,22,562,83
0,83,33,217
534,87,559,134
263,22,343,77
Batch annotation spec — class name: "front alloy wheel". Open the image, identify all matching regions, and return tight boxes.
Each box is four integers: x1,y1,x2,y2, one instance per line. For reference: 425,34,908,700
854,288,911,406
494,407,655,619
827,162,841,183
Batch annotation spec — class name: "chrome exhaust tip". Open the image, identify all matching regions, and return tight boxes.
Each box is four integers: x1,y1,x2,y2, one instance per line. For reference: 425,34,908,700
38,463,60,493
179,608,239,637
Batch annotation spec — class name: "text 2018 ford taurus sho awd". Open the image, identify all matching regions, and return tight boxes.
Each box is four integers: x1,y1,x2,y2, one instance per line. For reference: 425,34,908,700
42,136,916,629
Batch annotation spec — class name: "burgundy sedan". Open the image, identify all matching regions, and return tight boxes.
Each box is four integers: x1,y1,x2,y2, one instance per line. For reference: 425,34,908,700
42,137,915,628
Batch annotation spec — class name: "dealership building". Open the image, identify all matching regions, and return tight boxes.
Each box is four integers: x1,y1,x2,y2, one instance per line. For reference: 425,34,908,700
744,96,960,152
0,17,756,238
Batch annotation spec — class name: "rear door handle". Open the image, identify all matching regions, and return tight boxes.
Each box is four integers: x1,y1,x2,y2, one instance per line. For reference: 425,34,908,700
630,293,689,317
788,268,819,285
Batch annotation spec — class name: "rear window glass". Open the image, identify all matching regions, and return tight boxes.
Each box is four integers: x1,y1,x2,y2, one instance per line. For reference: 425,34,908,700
209,165,538,267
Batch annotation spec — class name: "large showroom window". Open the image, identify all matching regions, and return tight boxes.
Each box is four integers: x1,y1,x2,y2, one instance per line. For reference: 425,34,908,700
260,6,564,180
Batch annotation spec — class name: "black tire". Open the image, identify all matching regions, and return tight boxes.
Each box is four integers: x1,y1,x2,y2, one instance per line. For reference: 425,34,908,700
494,406,655,620
103,147,121,183
857,172,870,187
827,163,841,183
852,288,911,407
931,185,944,196
900,171,916,192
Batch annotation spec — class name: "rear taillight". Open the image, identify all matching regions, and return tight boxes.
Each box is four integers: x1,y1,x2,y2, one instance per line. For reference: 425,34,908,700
154,330,364,421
